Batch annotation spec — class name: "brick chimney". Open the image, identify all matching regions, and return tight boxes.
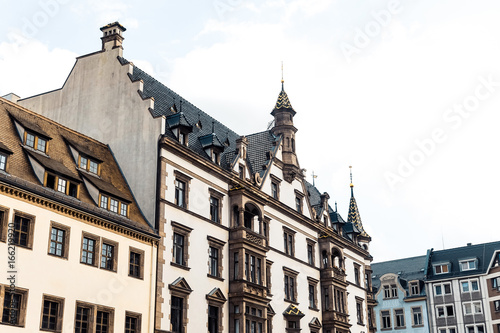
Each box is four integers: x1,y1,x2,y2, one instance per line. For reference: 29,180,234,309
100,22,126,51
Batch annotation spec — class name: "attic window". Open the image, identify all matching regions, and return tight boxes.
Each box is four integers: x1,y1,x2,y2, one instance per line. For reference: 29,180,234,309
459,259,478,271
434,263,450,275
99,193,128,217
45,172,79,198
79,155,100,175
24,131,48,153
0,153,7,171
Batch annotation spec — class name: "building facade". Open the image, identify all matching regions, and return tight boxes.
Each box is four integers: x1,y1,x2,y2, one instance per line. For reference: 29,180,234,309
14,22,376,333
0,98,159,332
372,256,429,333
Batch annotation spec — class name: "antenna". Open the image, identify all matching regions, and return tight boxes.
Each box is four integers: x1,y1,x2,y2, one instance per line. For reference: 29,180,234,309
311,171,318,186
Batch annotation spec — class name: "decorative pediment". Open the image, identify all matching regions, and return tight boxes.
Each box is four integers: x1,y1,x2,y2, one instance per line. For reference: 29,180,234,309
309,317,322,329
283,304,305,318
206,287,227,304
168,277,192,295
267,304,275,316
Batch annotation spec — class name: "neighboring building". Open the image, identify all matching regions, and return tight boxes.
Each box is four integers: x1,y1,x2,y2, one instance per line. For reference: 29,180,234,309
485,249,500,333
425,242,500,333
15,22,376,333
0,98,159,332
372,256,429,333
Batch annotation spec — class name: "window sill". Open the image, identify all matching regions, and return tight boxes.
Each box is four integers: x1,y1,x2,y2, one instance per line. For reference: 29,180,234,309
207,274,224,282
284,298,299,305
47,253,68,260
381,328,392,331
128,274,144,280
170,262,191,271
100,267,117,273
412,325,424,328
309,307,320,312
80,261,98,268
395,327,406,330
0,322,25,327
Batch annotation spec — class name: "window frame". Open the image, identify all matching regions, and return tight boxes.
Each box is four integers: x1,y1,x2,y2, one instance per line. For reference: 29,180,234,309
460,259,478,271
47,222,70,259
461,279,480,293
80,232,100,267
409,280,420,296
270,174,282,200
171,221,192,269
436,304,455,318
98,193,129,217
0,284,29,327
78,154,100,175
308,277,319,310
283,267,298,303
283,227,295,257
174,171,192,209
207,236,225,280
381,310,391,330
306,239,315,266
24,131,49,153
0,152,7,171
356,299,364,324
0,205,10,243
411,306,423,327
434,282,452,296
208,188,224,224
74,301,115,333
463,301,482,315
394,308,405,328
129,247,145,280
40,294,65,332
125,311,142,333
100,238,118,272
433,263,450,275
44,172,79,198
11,211,36,249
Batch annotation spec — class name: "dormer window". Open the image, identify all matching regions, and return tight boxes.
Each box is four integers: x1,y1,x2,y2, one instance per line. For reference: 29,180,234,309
0,153,7,171
434,263,450,275
460,259,478,271
45,172,79,198
99,193,128,217
79,155,100,175
24,131,48,153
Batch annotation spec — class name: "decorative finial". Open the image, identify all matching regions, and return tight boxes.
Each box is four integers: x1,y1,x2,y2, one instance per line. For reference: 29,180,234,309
281,61,284,91
311,171,318,186
180,99,183,113
335,201,337,212
349,166,354,197
212,120,215,133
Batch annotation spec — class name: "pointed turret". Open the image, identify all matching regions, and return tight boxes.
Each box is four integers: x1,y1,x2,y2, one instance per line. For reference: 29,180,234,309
347,167,370,240
271,77,300,182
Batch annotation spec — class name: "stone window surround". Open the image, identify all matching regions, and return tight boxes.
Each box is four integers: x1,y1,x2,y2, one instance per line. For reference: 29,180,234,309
208,188,224,224
294,190,304,214
393,308,405,329
80,231,100,267
380,309,391,330
173,170,192,209
0,284,29,327
207,235,226,281
283,226,296,257
74,301,115,333
411,306,424,327
270,174,282,200
0,205,10,243
283,266,299,304
11,210,36,250
171,221,193,270
355,297,364,325
40,294,65,332
409,280,420,296
47,221,71,260
307,277,319,311
168,279,193,333
206,288,227,333
129,246,145,280
125,310,142,333
306,239,315,266
100,238,119,272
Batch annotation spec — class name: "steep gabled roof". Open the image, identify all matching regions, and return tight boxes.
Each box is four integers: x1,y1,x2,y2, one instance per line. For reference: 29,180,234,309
347,185,369,238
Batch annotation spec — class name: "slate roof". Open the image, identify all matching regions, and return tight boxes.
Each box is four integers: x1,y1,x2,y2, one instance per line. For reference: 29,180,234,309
347,186,370,238
0,98,156,236
426,241,500,281
372,255,427,291
283,304,305,317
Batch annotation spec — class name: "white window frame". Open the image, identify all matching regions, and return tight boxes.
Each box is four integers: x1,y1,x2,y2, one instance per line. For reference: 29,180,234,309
434,282,452,296
463,301,482,315
439,327,457,333
436,304,455,318
465,324,485,333
461,279,480,293
460,259,478,271
434,263,450,275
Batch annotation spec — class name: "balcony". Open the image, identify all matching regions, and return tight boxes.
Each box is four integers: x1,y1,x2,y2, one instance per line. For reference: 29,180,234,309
320,266,346,283
230,227,268,249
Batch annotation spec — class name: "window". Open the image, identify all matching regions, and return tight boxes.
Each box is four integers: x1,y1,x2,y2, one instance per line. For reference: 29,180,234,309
308,278,318,309
239,164,245,179
98,194,128,216
335,289,346,313
171,222,192,268
208,305,218,333
283,268,298,302
354,265,360,285
271,182,278,199
75,304,91,332
81,234,99,266
394,309,405,328
383,284,398,299
307,242,314,266
410,281,420,295
492,277,500,290
466,325,485,333
48,222,70,259
210,196,219,222
245,253,262,284
356,301,363,324
125,312,141,333
109,199,118,213
40,295,64,332
96,309,112,333
436,304,454,318
45,173,79,198
209,246,219,277
412,307,423,326
295,196,302,213
0,206,8,242
439,327,457,333
0,153,6,171
25,132,35,147
381,310,391,329
120,203,128,217
494,300,500,312
100,195,108,209
129,247,144,279
24,131,48,152
461,279,479,293
175,179,186,208
1,286,28,327
79,155,100,175
100,240,117,271
435,282,452,295
12,212,35,249
75,301,115,333
233,252,239,280
434,263,450,274
171,296,183,333
283,228,295,256
460,259,478,271
463,301,482,315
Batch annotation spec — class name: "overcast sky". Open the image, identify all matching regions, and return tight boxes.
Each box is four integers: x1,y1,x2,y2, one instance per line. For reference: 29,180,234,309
1,0,499,262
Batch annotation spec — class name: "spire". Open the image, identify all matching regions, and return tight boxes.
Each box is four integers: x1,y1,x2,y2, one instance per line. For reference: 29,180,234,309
347,166,370,238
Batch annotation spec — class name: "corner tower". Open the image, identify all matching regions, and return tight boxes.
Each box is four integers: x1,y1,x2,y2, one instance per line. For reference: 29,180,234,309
271,79,300,182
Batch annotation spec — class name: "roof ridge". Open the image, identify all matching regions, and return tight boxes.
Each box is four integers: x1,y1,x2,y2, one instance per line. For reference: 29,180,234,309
1,98,108,148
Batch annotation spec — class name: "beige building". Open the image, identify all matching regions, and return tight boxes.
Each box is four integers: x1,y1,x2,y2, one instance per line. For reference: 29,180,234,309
16,22,376,333
0,98,159,332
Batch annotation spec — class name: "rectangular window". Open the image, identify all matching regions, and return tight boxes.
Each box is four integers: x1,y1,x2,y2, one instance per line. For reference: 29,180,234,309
41,295,64,332
89,160,98,174
75,305,91,333
12,214,32,248
410,281,420,295
120,203,128,217
271,182,278,199
100,195,108,209
492,277,500,290
309,284,315,308
210,196,219,223
383,284,397,298
257,258,262,285
25,132,35,147
173,233,184,266
81,236,97,265
37,137,47,152
460,259,478,271
283,229,294,256
435,283,452,295
284,274,296,302
100,242,115,271
0,153,6,171
209,246,219,277
412,307,422,326
463,302,482,315
2,290,23,326
466,325,485,333
356,302,363,324
436,305,455,318
171,296,183,333
109,199,118,213
80,156,88,169
307,244,314,265
395,309,405,328
234,252,239,280
175,179,186,208
125,312,141,333
57,178,67,193
96,310,110,333
129,248,143,279
295,197,302,213
461,279,480,292
381,310,391,329
49,227,65,257
354,266,360,285
434,263,450,274
208,305,218,333
494,300,500,312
